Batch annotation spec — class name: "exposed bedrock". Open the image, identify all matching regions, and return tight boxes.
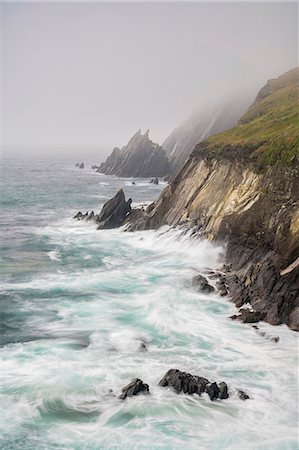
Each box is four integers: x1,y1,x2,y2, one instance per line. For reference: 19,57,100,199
126,69,299,330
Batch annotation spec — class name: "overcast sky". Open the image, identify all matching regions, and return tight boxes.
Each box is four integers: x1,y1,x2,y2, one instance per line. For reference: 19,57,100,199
1,2,298,157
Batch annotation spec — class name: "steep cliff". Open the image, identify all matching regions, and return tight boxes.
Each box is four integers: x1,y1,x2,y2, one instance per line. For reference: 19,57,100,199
128,68,299,330
98,129,170,178
163,96,250,176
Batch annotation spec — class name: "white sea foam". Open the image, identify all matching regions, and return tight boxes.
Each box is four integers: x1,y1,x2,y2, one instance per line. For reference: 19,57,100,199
1,175,298,449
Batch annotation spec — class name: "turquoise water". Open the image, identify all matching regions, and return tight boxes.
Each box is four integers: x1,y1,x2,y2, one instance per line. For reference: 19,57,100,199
0,156,298,450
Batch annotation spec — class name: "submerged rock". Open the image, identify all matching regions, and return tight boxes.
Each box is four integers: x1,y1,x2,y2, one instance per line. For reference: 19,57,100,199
119,378,150,400
96,189,132,229
237,390,250,400
192,274,215,294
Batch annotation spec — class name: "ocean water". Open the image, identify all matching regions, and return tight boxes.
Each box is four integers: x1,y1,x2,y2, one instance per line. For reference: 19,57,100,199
0,156,298,450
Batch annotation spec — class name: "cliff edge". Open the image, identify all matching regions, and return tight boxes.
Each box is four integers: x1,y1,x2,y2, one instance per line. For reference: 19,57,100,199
128,68,299,330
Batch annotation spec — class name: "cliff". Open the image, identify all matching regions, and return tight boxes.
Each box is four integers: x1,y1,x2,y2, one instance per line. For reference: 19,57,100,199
128,68,299,330
98,129,170,178
163,96,250,176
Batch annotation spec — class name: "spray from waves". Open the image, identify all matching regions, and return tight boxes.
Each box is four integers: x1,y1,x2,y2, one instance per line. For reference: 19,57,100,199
1,217,298,450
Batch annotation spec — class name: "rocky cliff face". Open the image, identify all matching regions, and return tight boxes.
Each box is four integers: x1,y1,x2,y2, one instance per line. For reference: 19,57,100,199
98,129,170,178
128,68,299,330
163,97,250,177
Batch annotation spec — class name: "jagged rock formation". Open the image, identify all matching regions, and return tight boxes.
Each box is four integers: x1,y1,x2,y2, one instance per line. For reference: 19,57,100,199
158,369,245,401
98,129,170,178
163,96,250,176
127,68,299,330
74,189,132,229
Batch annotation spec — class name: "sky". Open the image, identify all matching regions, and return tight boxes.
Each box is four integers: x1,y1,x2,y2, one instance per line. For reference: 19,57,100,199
1,2,298,158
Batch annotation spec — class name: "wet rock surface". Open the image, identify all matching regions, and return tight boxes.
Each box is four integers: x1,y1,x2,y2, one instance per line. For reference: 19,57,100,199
158,369,232,402
119,378,150,400
230,309,266,324
192,275,215,294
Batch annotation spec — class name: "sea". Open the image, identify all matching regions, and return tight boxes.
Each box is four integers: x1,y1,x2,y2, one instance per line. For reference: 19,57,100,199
0,155,298,450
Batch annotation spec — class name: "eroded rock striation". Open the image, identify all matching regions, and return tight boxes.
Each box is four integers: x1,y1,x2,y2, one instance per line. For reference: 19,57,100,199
98,129,170,178
126,68,299,330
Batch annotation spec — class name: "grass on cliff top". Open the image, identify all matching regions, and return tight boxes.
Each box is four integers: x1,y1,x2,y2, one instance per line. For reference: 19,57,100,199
204,68,299,166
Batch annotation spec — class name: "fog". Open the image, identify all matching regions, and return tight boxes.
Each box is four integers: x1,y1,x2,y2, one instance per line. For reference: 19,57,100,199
1,2,298,158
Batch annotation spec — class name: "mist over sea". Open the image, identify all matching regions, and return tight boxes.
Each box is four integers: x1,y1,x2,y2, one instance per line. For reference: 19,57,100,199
1,156,298,450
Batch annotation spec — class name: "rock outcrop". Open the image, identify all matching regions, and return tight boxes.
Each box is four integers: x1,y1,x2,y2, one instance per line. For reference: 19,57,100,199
98,129,170,178
74,189,132,229
126,68,299,330
158,369,233,401
119,378,150,400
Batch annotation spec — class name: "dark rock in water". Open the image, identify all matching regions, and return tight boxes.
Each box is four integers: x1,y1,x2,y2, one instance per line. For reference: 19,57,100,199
81,212,89,220
132,181,136,185
96,189,132,229
237,390,250,400
205,382,220,401
158,369,209,396
119,378,149,400
139,342,148,352
218,382,229,399
91,165,99,170
79,162,84,169
192,274,215,294
150,177,159,185
86,211,95,221
73,211,83,219
75,162,80,167
230,309,265,324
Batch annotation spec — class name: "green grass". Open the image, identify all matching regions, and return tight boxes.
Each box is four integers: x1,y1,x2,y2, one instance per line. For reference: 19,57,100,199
201,68,299,167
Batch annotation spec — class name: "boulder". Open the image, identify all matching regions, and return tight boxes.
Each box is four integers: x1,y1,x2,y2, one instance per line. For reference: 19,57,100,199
79,162,84,169
96,189,132,229
119,378,149,400
230,309,266,324
218,382,229,399
192,275,215,294
158,369,209,396
205,382,220,401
